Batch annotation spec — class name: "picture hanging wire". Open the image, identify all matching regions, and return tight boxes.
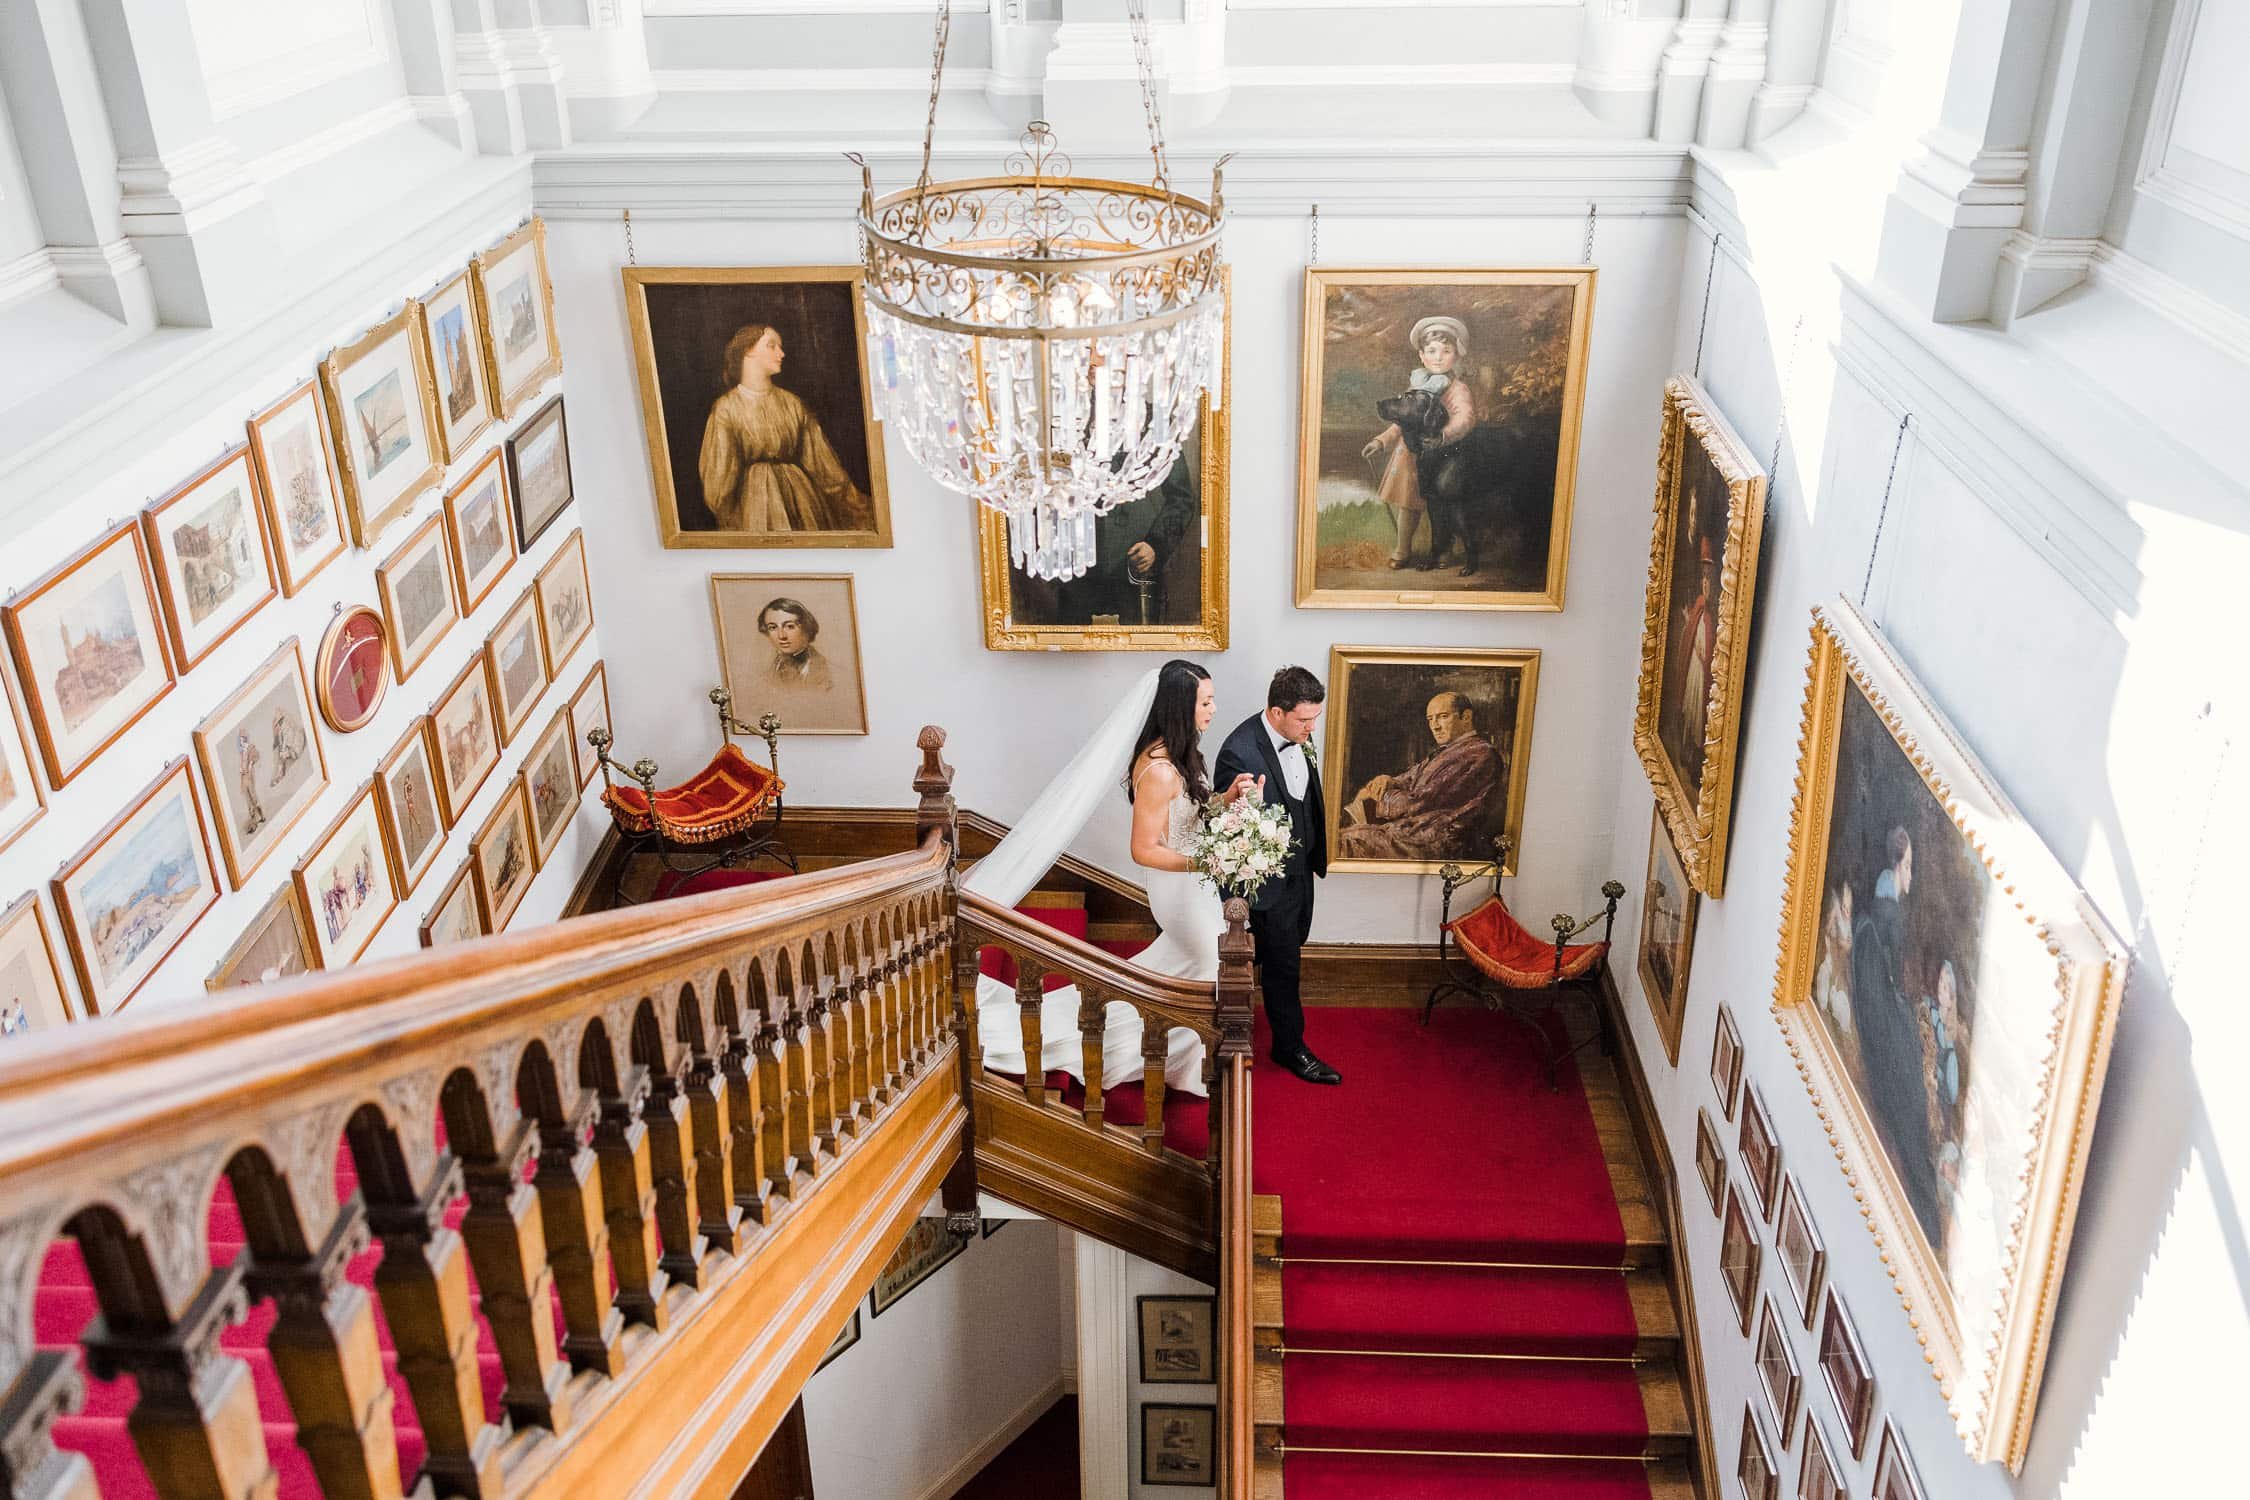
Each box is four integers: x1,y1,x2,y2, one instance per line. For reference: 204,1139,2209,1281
1858,411,1914,609
1582,203,1598,265
1768,313,1803,490
1308,202,1320,266
1692,226,1722,378
622,208,637,267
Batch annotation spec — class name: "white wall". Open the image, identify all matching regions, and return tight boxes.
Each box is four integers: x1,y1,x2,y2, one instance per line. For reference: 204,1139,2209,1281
1069,1231,1218,1500
802,1216,1067,1500
1602,150,2246,1494
0,214,607,1019
545,208,1686,943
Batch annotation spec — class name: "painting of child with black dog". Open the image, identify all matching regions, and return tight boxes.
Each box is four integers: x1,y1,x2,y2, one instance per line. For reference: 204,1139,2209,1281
1296,270,1594,610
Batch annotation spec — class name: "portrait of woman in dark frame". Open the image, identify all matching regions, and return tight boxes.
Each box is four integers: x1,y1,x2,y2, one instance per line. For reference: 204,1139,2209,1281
624,267,892,549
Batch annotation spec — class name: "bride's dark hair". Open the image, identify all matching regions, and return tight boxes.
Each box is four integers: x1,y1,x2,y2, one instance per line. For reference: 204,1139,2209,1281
1129,659,1212,805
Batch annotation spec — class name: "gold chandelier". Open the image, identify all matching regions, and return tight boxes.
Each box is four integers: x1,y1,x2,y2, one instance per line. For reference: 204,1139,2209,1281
851,0,1229,581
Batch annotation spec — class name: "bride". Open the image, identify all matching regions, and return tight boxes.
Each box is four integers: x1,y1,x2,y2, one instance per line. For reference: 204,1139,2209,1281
961,660,1261,1099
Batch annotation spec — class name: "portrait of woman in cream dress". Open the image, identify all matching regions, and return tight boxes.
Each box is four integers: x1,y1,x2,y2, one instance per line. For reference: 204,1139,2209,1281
699,324,870,536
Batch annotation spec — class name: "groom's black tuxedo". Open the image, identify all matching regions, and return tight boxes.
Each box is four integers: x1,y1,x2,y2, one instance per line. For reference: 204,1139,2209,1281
1214,714,1327,1061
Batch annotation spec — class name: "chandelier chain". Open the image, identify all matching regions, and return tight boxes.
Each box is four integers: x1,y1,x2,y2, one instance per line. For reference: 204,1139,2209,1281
910,0,955,232
1127,0,1172,199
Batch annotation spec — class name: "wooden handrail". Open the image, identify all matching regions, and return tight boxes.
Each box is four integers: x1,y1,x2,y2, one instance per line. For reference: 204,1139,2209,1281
0,729,968,1500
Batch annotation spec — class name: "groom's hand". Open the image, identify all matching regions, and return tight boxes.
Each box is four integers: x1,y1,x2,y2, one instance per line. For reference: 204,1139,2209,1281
1224,772,1263,803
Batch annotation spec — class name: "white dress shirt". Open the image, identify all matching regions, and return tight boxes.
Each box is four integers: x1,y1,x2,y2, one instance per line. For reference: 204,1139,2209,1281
1263,716,1310,800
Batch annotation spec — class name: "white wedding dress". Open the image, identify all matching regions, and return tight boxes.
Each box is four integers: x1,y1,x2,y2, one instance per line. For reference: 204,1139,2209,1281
962,670,1219,1098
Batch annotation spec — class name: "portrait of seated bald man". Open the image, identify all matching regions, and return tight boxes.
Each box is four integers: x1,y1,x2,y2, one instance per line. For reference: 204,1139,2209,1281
1337,690,1505,862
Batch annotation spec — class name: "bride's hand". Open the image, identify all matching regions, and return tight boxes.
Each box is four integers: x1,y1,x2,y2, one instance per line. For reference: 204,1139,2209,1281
1222,772,1263,804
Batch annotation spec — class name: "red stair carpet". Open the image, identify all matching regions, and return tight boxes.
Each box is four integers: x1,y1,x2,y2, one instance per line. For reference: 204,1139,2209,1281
1254,1005,1657,1500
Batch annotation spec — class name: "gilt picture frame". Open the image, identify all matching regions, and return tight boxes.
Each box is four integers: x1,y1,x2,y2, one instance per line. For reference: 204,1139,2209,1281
205,882,314,991
485,587,549,746
429,654,501,826
710,574,869,736
521,709,579,868
534,528,594,677
419,265,497,464
1322,644,1539,877
321,303,444,548
419,859,486,949
141,446,276,673
1772,599,2126,1468
375,512,461,684
3,521,174,788
1294,267,1594,612
472,219,563,419
471,779,536,932
314,605,388,734
293,781,399,968
623,265,891,550
1634,375,1767,897
377,716,448,898
191,639,329,888
567,662,611,790
0,891,73,1036
0,656,49,859
247,378,348,597
1637,802,1697,1064
51,758,219,1014
444,449,518,615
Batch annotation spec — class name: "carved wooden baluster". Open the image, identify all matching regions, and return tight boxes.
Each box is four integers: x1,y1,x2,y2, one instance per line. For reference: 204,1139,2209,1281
754,1018,800,1199
955,929,984,1076
722,1024,773,1226
682,1032,742,1255
779,997,821,1180
916,940,943,1070
804,980,841,1157
872,937,903,1104
241,1195,403,1499
533,1105,626,1376
0,1349,97,1499
1141,1020,1170,1156
835,965,869,1135
1079,990,1108,1129
640,1058,707,1292
363,1157,507,1496
458,1122,572,1432
1017,963,1046,1106
591,1079,670,1332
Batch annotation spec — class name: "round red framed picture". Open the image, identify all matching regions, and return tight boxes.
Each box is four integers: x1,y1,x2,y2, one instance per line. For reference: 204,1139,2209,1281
317,605,390,732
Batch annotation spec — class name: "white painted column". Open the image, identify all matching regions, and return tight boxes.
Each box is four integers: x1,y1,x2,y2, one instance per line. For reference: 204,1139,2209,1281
1074,1233,1132,1500
1874,0,2063,322
1698,0,1775,149
74,0,276,327
452,0,530,156
1652,0,1730,145
1571,2,1676,137
491,0,573,150
391,0,478,153
1042,0,1227,146
1747,0,1828,143
0,0,154,326
539,0,656,140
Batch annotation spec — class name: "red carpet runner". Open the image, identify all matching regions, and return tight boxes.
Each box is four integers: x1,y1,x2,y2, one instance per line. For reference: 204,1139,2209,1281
1253,1005,1657,1499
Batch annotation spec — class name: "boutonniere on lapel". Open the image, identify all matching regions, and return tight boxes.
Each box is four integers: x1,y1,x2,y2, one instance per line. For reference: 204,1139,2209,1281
1301,738,1320,776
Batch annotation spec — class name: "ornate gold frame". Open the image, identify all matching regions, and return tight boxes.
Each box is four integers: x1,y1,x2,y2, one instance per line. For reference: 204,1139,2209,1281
974,273,1231,651
443,448,518,615
485,586,550,747
140,445,276,673
473,219,564,419
190,638,331,889
623,265,893,550
471,778,536,931
418,858,488,948
292,780,399,969
418,264,497,465
1633,375,1767,897
534,528,594,678
1635,802,1696,1066
567,660,610,790
2,520,175,788
377,714,448,900
51,757,219,1014
321,302,444,549
1772,599,2125,1469
428,653,501,827
246,378,348,598
1293,267,1595,613
204,881,315,992
1320,644,1539,878
375,511,461,684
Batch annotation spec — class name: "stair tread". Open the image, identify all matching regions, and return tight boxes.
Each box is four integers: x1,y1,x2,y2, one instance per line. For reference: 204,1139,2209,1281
1282,1449,1663,1500
1281,1262,1664,1355
1283,1351,1676,1452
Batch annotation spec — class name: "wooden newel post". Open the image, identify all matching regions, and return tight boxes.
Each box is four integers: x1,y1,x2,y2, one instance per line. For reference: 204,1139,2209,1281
913,725,957,856
917,724,980,1232
1216,898,1256,1061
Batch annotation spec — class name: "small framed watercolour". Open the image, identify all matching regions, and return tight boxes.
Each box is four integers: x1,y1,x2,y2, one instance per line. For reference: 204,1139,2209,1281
314,605,388,733
1710,1002,1744,1121
1736,1401,1780,1500
419,860,485,948
419,265,496,464
471,780,536,931
51,759,219,1013
322,303,443,547
1137,1295,1216,1385
473,219,562,418
0,892,73,1036
485,588,548,745
1719,1182,1761,1336
1694,1108,1726,1215
141,446,275,672
206,883,314,991
1140,1403,1216,1488
1775,1176,1826,1330
1798,1413,1845,1500
817,1308,860,1372
535,529,593,675
191,640,328,887
377,717,447,897
1872,1421,1925,1500
1738,1080,1781,1221
294,782,399,968
506,394,574,548
375,513,460,683
0,659,49,858
710,574,869,735
445,450,517,614
429,655,501,825
1816,1289,1876,1460
1754,1296,1802,1433
522,711,579,868
567,662,610,789
247,378,347,597
1638,802,1697,1064
4,521,174,788
870,1218,964,1315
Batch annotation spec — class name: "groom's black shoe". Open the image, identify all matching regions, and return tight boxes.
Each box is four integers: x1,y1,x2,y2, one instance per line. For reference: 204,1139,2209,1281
1272,1048,1342,1085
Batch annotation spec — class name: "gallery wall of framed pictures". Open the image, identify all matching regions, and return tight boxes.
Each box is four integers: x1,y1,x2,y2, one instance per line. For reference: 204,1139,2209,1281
0,217,606,1030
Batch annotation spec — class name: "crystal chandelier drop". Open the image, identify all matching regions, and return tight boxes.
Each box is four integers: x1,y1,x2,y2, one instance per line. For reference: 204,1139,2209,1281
852,0,1228,581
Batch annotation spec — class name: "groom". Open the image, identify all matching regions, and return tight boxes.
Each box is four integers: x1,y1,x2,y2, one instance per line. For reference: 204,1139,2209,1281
1214,666,1339,1085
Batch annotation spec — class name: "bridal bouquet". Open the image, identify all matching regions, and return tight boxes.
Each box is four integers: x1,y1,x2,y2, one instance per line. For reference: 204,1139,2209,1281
1191,796,1297,903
